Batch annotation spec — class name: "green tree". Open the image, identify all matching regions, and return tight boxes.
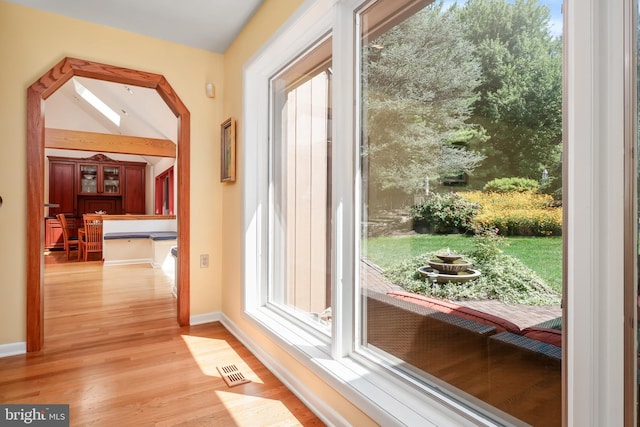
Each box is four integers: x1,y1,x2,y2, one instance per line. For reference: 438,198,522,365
363,3,486,206
455,0,562,191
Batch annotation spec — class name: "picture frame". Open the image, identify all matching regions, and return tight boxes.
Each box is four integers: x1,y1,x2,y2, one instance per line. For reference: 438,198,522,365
220,117,236,182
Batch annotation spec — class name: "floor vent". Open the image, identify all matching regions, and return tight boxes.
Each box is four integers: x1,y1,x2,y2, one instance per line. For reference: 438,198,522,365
216,364,250,387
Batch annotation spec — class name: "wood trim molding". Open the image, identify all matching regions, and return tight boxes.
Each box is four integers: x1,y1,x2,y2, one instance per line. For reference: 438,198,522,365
27,57,191,351
46,128,177,158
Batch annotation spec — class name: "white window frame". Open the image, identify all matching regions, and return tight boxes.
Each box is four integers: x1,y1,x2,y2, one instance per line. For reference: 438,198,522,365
242,0,633,425
565,0,629,425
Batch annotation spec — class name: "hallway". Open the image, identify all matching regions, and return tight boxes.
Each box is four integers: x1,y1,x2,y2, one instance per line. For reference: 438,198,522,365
0,262,323,426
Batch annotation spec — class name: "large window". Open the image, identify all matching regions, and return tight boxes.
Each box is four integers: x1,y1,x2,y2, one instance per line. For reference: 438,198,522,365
358,1,563,425
243,0,633,425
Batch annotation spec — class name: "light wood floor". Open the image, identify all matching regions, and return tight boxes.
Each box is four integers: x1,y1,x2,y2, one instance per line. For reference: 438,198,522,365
0,254,324,426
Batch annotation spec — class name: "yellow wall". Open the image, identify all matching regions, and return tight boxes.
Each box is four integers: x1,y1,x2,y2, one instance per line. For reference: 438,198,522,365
222,1,375,425
1,0,375,423
0,0,223,343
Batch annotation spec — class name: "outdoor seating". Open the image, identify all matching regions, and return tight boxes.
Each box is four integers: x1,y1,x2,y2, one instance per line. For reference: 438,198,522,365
366,289,494,395
365,289,562,426
386,290,562,346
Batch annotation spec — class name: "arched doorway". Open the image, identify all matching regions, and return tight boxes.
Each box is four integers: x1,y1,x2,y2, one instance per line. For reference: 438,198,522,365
27,57,191,351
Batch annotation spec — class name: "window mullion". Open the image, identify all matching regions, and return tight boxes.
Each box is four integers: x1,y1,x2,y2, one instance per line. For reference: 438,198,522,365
331,0,360,360
566,0,627,425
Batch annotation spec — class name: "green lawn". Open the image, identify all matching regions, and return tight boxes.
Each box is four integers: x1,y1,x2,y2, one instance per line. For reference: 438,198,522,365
364,234,562,291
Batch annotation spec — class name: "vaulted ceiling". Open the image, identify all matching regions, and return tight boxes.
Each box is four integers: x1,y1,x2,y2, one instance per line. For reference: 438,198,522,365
45,76,177,165
48,76,178,141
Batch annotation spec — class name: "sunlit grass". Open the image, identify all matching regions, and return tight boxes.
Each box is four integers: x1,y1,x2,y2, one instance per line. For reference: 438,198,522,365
364,234,562,292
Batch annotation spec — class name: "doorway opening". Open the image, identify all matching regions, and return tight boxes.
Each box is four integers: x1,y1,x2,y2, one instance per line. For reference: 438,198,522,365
27,57,191,351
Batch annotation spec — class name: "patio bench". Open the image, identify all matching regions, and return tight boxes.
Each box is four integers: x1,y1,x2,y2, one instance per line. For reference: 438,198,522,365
486,331,561,425
366,289,497,400
371,290,562,426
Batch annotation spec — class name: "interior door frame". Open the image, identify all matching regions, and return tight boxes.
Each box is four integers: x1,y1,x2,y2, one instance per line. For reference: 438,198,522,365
27,57,191,351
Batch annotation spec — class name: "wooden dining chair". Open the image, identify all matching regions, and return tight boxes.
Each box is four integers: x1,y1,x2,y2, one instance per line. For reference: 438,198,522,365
56,214,78,260
78,214,103,262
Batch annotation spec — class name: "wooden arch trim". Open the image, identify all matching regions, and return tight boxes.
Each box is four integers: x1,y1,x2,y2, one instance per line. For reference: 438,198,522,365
27,57,191,351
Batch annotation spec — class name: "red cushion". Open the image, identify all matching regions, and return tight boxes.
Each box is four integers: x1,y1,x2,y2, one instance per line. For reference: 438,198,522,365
386,291,521,334
521,327,562,347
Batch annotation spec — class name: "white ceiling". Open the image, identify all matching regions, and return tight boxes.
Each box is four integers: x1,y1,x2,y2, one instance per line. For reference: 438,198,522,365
6,0,265,53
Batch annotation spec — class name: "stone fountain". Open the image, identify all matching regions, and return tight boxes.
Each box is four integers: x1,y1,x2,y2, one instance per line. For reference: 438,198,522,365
418,249,480,283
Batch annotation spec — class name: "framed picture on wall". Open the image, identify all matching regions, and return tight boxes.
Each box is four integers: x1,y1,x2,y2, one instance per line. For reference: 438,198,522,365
220,117,236,182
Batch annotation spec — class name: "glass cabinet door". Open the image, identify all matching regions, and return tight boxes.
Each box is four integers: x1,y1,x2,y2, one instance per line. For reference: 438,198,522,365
78,164,121,194
79,165,98,193
102,166,120,194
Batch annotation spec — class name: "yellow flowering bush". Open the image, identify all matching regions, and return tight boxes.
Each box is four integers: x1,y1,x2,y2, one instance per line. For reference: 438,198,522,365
461,191,562,236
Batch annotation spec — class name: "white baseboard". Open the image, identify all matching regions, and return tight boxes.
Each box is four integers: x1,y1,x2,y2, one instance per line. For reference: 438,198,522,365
220,313,343,427
103,258,153,267
0,342,26,358
190,311,221,325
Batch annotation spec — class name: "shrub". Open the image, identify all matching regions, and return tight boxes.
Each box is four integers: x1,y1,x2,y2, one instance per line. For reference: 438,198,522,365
461,191,562,236
483,177,539,193
410,192,480,234
471,227,505,261
383,230,560,305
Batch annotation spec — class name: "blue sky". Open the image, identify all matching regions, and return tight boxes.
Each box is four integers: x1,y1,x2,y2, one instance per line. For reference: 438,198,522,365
442,0,563,37
542,0,563,37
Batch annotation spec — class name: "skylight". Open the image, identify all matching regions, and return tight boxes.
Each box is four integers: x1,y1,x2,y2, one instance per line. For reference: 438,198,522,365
73,78,121,126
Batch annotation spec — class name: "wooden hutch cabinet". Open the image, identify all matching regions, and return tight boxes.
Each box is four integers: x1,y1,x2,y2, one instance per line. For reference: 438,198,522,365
46,154,147,249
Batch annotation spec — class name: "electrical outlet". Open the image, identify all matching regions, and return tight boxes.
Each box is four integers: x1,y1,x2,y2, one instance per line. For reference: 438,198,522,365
200,254,209,268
